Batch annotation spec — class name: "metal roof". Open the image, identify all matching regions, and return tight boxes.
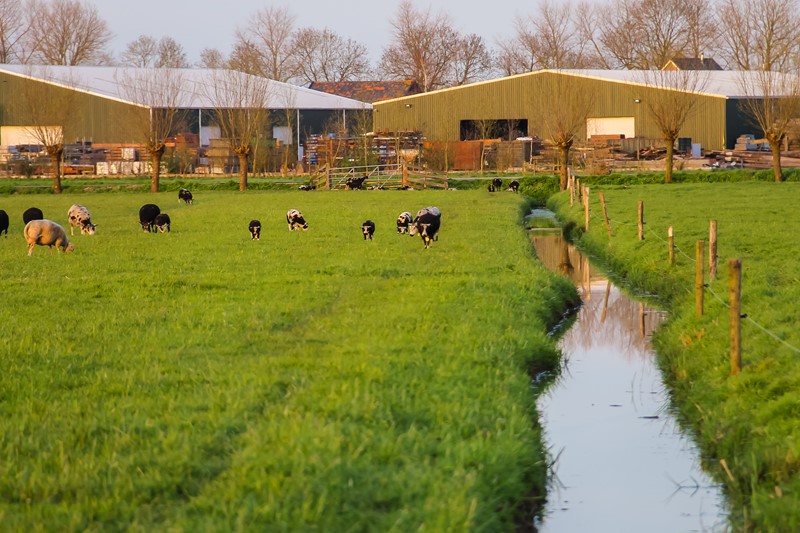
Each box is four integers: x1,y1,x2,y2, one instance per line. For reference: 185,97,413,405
0,64,372,110
375,69,794,104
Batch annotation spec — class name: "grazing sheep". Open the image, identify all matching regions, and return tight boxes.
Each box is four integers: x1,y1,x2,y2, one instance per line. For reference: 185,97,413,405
24,219,75,256
67,204,96,235
361,220,375,240
178,188,193,204
0,209,8,237
409,206,442,249
23,207,44,224
396,211,413,234
153,213,171,233
139,204,161,232
507,180,520,192
249,219,262,240
286,209,309,231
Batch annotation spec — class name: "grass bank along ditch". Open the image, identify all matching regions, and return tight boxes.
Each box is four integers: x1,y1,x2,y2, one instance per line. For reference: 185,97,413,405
0,190,577,531
550,181,800,532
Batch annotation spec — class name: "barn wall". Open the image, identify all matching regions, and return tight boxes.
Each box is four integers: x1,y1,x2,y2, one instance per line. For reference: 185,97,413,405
374,71,730,152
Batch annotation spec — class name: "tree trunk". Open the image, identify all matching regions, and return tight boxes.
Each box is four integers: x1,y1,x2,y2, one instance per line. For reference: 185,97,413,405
664,138,675,184
238,152,249,191
559,143,571,191
771,143,783,182
47,146,63,194
150,146,165,193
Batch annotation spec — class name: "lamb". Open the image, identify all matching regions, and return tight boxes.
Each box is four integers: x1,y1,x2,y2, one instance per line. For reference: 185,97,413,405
153,213,171,233
67,204,96,235
361,220,375,240
178,188,193,204
24,219,75,256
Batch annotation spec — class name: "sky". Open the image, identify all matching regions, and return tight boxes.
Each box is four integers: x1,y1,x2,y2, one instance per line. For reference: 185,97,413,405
92,0,533,67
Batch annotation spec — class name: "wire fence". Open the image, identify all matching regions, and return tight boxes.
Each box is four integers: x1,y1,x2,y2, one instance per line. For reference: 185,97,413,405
577,190,800,356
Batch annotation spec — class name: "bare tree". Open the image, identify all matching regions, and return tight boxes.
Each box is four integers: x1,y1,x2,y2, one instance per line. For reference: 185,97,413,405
231,5,297,82
378,0,459,92
739,70,800,182
121,36,188,68
0,0,32,63
198,48,226,69
120,36,157,67
16,67,81,193
585,0,716,69
719,0,800,71
450,33,494,86
292,27,372,84
531,72,595,190
116,68,187,192
637,70,709,184
27,0,113,65
202,69,273,191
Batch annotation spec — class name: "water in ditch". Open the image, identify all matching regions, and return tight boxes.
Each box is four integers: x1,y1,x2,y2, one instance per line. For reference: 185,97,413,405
528,210,728,533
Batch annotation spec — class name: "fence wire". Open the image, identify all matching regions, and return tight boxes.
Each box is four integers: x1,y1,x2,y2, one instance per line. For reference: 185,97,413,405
586,200,800,355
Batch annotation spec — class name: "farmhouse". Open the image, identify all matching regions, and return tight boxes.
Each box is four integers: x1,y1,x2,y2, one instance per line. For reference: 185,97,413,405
0,65,370,173
372,69,786,153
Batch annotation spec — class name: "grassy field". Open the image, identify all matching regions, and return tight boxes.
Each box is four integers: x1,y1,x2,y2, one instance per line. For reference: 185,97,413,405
0,189,578,531
550,182,800,532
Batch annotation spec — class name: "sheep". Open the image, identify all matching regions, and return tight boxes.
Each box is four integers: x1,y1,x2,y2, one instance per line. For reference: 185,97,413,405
361,220,375,240
0,209,8,237
23,207,44,224
67,204,96,235
178,188,193,204
153,213,171,233
24,219,75,256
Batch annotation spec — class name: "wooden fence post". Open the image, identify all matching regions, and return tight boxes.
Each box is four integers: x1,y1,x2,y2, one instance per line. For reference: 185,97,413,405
576,178,581,203
599,192,612,238
325,167,331,190
584,187,590,232
402,162,409,188
729,258,742,375
569,179,575,207
696,240,705,317
668,226,674,265
638,200,644,240
709,219,718,280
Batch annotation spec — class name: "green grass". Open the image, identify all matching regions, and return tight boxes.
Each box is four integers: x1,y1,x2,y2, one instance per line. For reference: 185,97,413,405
0,189,578,531
550,181,800,532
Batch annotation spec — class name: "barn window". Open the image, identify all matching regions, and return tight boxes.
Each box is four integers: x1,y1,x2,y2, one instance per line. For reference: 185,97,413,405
460,119,528,141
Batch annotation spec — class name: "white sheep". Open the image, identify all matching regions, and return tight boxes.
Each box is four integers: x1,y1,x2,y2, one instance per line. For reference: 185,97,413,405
24,219,75,256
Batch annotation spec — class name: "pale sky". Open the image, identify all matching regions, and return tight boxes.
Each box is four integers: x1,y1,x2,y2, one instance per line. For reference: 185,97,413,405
92,0,531,67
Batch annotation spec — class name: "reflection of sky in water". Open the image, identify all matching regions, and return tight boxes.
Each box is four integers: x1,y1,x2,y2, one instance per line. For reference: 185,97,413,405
531,231,728,533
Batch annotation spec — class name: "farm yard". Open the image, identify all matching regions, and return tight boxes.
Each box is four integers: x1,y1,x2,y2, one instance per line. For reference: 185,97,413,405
0,188,578,531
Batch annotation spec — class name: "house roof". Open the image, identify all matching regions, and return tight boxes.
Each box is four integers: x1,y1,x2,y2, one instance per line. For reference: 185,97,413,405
0,65,372,110
308,80,420,103
663,57,724,71
375,69,795,104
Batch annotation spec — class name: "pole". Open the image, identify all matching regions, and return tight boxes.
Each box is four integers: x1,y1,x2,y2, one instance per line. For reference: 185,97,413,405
638,200,644,241
696,240,705,317
668,226,674,265
709,219,718,280
599,192,612,237
729,258,742,375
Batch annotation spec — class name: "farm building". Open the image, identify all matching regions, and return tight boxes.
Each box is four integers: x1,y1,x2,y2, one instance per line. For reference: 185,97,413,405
0,65,370,173
373,69,782,153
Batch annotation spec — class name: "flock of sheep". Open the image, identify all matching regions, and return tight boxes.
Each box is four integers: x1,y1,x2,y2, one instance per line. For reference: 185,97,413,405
0,186,446,255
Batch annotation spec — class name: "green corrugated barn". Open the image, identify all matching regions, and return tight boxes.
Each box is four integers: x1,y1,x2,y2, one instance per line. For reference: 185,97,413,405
373,69,771,151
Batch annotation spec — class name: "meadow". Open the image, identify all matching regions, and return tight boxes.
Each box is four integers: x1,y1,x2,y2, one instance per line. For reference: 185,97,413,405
0,189,578,531
550,181,800,532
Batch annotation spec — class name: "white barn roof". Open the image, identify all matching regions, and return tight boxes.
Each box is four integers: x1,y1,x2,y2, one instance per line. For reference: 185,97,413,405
0,65,372,110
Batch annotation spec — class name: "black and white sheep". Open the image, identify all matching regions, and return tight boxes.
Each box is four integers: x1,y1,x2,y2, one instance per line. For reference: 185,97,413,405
178,188,193,204
345,176,367,190
22,207,44,224
0,209,8,237
139,204,161,232
153,213,171,233
361,220,375,240
24,219,75,256
507,180,520,192
249,219,262,240
286,209,309,231
396,211,413,234
409,206,441,249
67,204,96,235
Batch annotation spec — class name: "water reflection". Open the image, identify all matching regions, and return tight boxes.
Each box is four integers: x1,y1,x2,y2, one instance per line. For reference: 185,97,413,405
530,228,728,533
